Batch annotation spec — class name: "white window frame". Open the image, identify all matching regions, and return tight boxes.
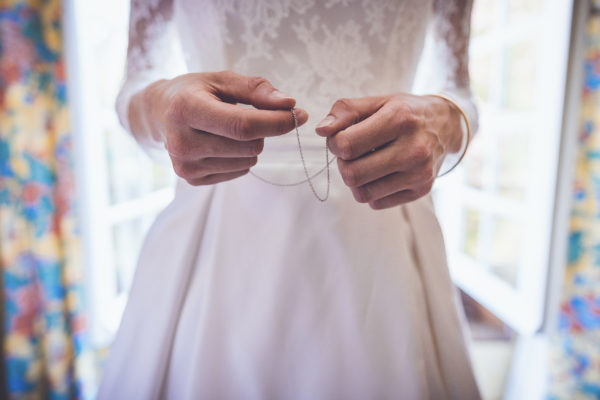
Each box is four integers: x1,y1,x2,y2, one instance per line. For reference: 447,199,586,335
64,0,174,348
435,0,574,335
64,0,577,346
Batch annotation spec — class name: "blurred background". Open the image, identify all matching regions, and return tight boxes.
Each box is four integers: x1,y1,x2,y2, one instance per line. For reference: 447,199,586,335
0,0,598,398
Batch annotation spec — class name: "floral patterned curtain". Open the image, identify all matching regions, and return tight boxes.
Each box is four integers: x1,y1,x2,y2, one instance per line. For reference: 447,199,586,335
0,0,94,398
549,2,600,398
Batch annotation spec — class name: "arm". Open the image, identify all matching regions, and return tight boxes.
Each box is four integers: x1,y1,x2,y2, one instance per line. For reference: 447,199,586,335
116,0,185,152
411,0,477,168
118,0,308,185
316,0,476,210
429,0,478,157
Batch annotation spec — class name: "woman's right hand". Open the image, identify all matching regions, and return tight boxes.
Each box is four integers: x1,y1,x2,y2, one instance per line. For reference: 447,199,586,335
132,71,308,185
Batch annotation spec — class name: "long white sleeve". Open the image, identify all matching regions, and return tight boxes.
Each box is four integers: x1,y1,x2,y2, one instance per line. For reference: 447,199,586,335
431,0,478,131
413,0,478,172
116,0,187,153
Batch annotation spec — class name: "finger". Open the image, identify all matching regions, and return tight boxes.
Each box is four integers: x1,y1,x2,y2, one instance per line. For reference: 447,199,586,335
180,93,308,140
328,103,419,160
208,102,309,140
209,71,297,110
165,126,265,160
174,157,258,180
368,181,434,210
367,190,419,210
185,169,250,186
315,96,387,137
350,171,434,204
336,139,431,187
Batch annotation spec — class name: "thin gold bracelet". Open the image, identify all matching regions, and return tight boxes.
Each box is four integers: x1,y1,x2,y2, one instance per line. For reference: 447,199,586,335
427,93,472,177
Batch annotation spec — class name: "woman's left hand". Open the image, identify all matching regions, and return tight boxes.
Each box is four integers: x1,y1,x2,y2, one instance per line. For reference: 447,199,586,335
315,93,464,210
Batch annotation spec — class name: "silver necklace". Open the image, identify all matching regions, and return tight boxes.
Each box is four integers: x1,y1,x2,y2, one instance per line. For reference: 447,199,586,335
249,108,333,202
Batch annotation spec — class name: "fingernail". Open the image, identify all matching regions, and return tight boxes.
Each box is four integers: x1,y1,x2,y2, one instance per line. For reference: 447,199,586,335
271,90,293,100
317,115,335,129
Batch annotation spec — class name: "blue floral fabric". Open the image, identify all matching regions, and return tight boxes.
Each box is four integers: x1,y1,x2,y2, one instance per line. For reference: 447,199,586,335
549,5,600,399
0,1,95,399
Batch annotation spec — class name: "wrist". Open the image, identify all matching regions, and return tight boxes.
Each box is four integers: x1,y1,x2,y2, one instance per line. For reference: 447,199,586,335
424,94,464,154
425,93,472,177
132,79,170,144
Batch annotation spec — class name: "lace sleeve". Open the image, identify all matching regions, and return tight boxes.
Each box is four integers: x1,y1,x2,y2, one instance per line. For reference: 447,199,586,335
116,0,186,152
414,0,478,134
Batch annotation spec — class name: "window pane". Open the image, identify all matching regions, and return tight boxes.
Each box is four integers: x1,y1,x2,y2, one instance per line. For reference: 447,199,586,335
463,207,481,259
471,54,494,104
106,130,174,204
496,129,529,201
85,0,175,205
438,0,570,334
464,112,490,191
112,215,157,295
507,0,543,23
488,217,521,288
503,40,537,111
471,0,498,36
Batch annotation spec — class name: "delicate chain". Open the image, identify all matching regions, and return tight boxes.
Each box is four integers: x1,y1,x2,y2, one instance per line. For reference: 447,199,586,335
249,156,336,187
294,109,330,202
249,108,333,202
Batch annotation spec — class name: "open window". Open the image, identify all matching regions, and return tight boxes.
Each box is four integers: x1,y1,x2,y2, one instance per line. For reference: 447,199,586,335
64,0,577,349
434,0,574,334
64,0,175,347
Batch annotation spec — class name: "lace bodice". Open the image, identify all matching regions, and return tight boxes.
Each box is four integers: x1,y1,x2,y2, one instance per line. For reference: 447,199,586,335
118,0,476,176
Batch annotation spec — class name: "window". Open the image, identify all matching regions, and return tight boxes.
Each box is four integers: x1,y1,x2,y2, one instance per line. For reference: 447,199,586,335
65,0,175,347
434,0,573,334
65,0,575,348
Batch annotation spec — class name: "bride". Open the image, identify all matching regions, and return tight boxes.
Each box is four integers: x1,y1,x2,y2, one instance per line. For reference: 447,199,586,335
99,0,481,399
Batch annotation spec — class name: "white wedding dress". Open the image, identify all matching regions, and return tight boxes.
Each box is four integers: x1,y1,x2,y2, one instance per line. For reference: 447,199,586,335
98,1,481,399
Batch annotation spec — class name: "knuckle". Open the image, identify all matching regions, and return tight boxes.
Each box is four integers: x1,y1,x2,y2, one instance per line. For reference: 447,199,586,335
339,162,359,187
242,140,263,156
247,76,271,93
420,162,435,181
333,98,361,123
220,70,236,79
420,181,434,196
392,102,419,130
166,132,189,159
172,161,189,179
165,93,187,123
214,70,236,84
411,143,431,163
228,115,251,140
411,183,432,200
335,135,354,160
369,200,385,210
194,158,210,173
352,186,371,203
186,177,206,186
333,98,353,111
250,139,265,155
401,112,419,131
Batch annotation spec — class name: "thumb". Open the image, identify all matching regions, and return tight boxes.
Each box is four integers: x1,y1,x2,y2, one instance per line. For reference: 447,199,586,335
210,71,296,110
315,96,387,137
